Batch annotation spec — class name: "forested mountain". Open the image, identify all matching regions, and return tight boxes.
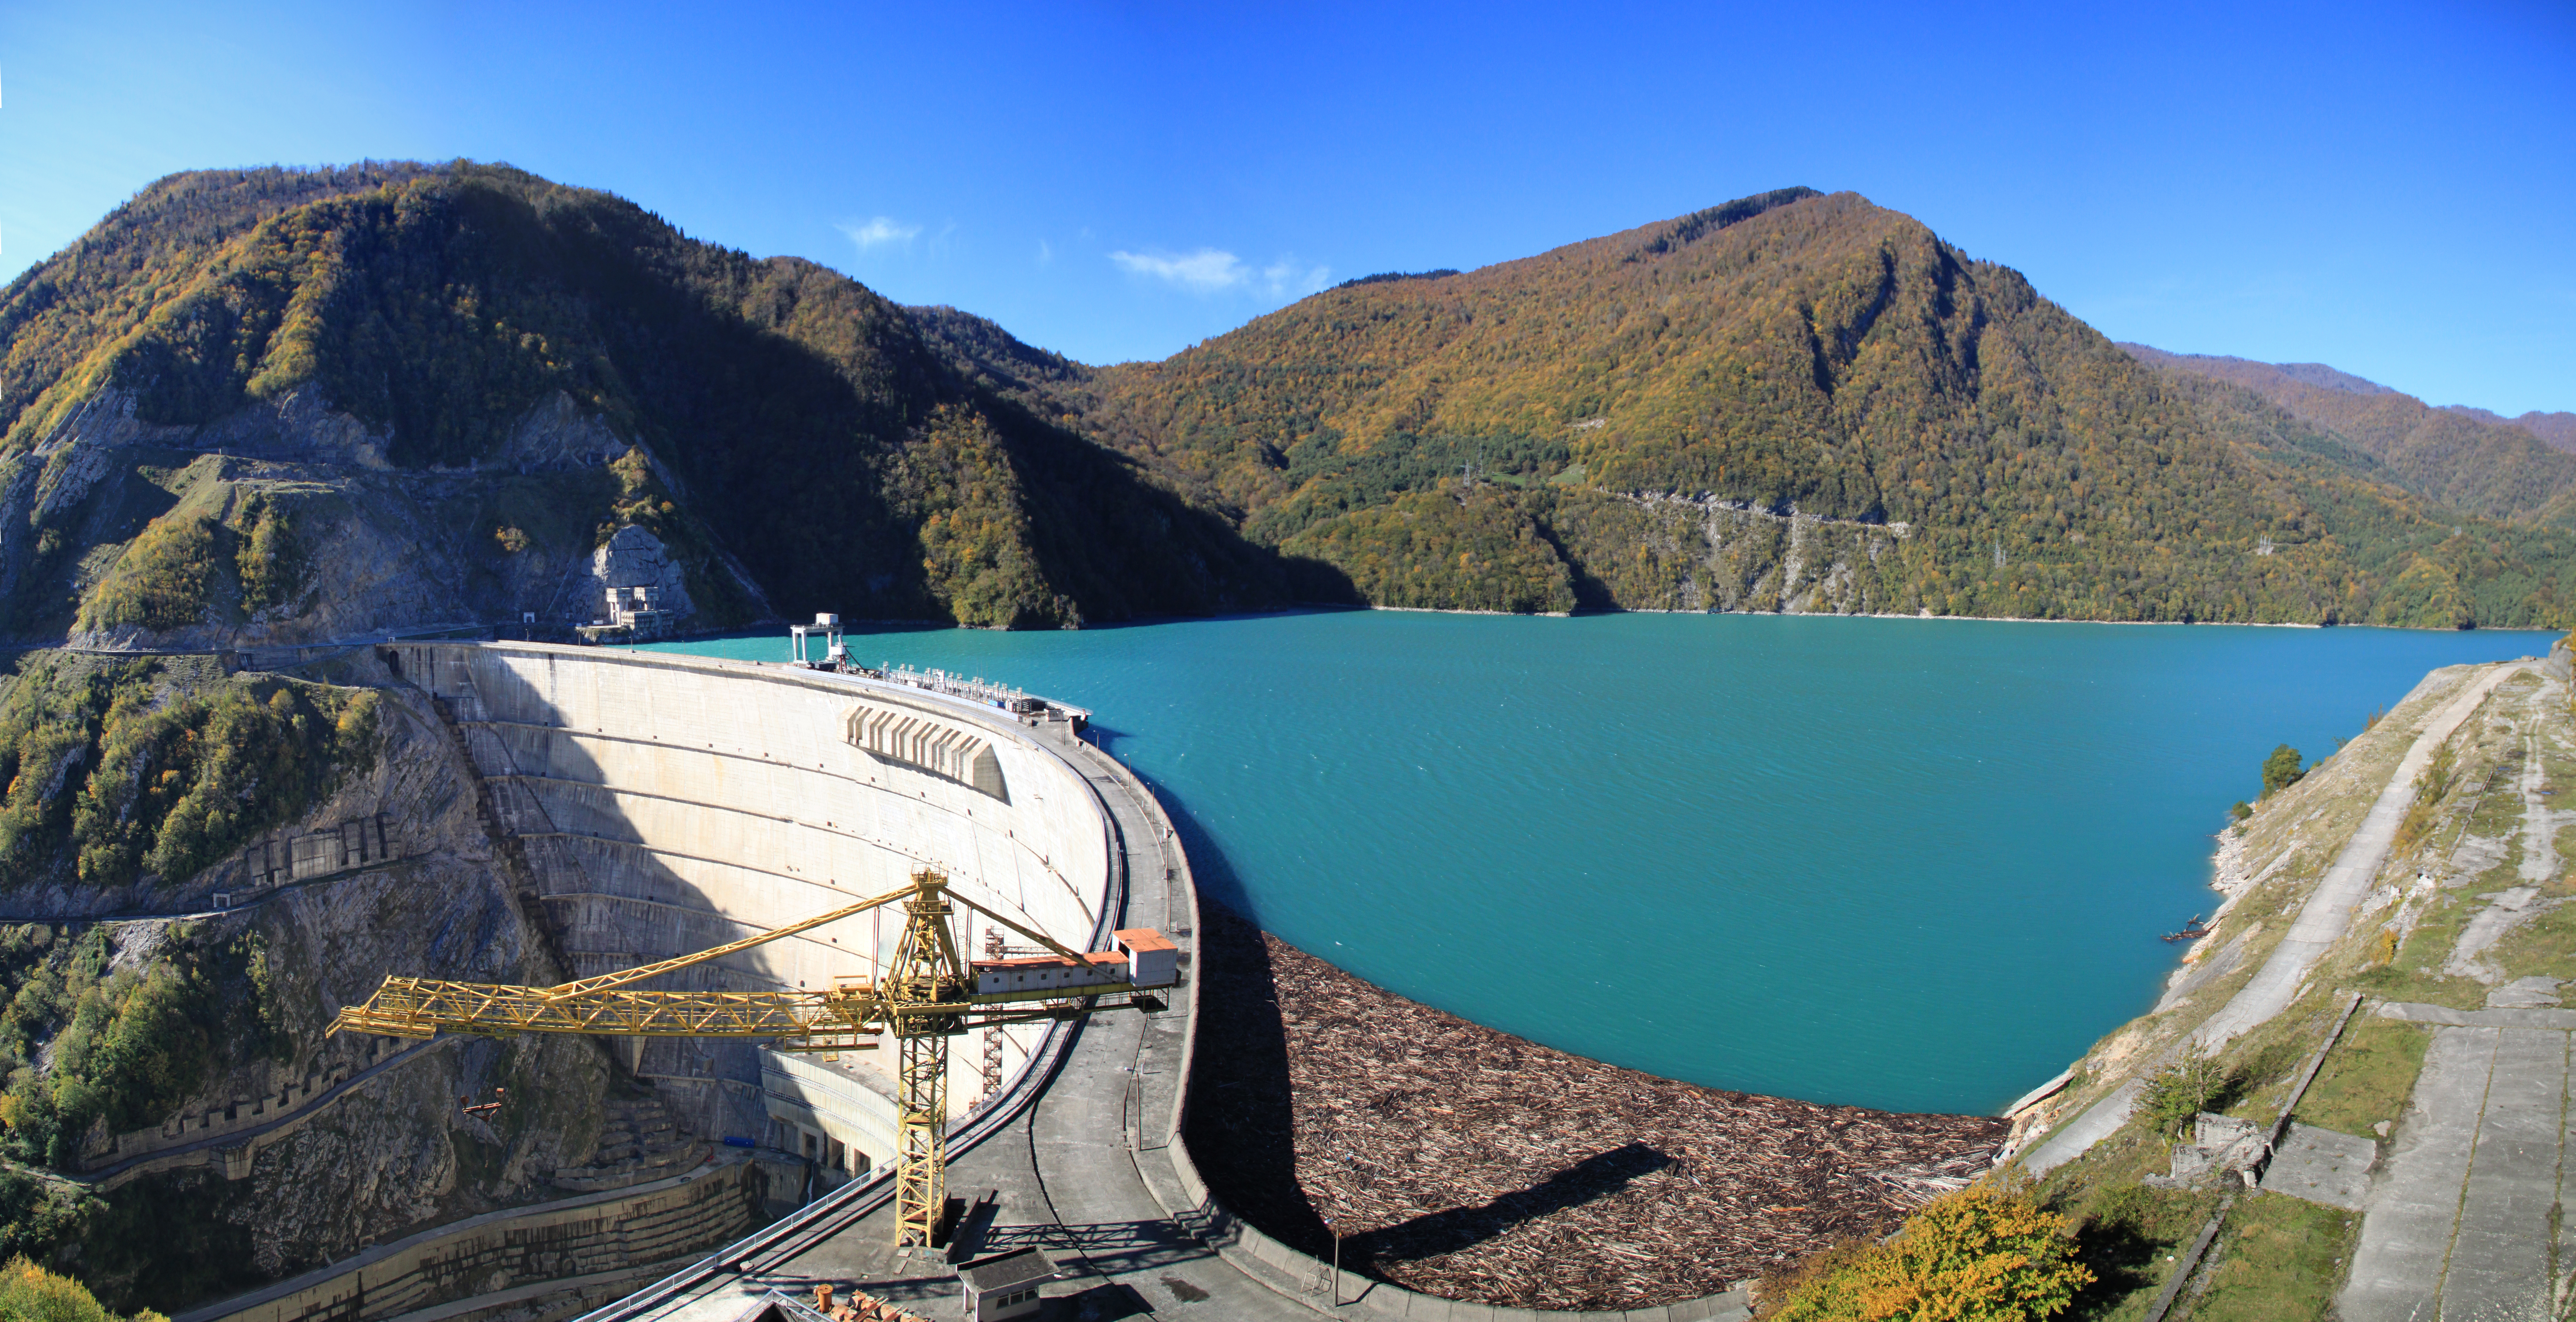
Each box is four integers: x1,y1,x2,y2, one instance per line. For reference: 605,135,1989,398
2445,405,2576,454
3,165,2570,637
1028,189,2576,626
0,162,1286,638
2121,345,2576,526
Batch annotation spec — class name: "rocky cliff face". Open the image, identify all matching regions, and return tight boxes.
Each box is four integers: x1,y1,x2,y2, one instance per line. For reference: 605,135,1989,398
0,383,765,649
18,664,629,1312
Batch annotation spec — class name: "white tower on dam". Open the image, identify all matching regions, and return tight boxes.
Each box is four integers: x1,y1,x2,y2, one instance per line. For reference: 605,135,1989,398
386,641,1119,1180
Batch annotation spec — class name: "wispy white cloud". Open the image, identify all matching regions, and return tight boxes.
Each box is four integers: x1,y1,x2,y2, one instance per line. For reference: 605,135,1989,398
1262,258,1332,298
1111,247,1249,292
1110,247,1332,298
1037,238,1053,265
838,216,922,250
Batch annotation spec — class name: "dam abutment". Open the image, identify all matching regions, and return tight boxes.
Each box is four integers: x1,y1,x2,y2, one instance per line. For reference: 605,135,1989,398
189,643,1128,1322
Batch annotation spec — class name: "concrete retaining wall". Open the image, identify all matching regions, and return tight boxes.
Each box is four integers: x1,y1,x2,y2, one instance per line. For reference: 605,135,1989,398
84,1037,408,1180
177,1156,769,1322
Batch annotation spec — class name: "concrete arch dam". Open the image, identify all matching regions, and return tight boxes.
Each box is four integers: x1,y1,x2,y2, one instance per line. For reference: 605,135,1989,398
388,642,1121,1174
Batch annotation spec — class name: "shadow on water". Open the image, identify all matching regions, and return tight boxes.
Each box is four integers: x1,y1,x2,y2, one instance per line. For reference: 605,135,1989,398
1080,721,1133,758
680,604,1375,654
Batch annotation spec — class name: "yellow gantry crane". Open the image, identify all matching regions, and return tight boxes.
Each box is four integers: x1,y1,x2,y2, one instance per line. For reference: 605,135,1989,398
328,869,1178,1247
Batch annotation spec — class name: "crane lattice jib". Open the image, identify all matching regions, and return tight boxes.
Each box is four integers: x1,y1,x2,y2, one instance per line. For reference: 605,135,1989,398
323,868,1175,1250
327,978,880,1044
324,978,1146,1043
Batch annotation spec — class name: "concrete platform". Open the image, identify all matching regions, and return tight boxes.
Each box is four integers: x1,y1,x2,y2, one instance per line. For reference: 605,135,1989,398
2259,1122,2375,1211
2341,1016,2572,1322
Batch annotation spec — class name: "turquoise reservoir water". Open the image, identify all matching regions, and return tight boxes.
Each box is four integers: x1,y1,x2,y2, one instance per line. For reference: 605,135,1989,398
649,614,2551,1114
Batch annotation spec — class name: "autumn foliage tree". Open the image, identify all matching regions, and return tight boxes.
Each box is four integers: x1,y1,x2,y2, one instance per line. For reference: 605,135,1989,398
1762,1183,2092,1322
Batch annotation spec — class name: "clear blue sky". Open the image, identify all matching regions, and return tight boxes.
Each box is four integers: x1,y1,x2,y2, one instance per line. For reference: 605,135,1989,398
4,1,2569,413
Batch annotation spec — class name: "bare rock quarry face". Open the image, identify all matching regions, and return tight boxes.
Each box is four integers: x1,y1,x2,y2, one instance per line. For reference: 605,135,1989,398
0,385,759,649
584,525,696,625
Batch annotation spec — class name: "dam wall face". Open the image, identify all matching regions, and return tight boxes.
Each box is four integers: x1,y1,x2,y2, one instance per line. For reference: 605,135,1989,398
389,643,1116,1173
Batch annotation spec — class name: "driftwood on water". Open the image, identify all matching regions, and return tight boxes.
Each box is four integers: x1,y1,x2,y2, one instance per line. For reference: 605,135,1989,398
1183,903,2007,1312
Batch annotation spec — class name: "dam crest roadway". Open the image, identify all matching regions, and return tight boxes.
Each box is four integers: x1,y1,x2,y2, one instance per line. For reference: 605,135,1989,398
188,642,1747,1322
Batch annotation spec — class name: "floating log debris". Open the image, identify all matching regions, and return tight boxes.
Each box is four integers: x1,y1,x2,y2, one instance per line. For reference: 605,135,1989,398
2162,914,2212,942
1184,904,2008,1312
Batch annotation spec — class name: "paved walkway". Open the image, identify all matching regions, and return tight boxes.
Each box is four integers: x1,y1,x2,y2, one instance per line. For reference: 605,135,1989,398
2021,664,2529,1176
2343,1005,2572,1322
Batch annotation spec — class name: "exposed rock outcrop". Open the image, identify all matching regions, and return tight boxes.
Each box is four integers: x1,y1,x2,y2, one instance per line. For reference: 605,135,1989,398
0,386,759,649
41,673,632,1309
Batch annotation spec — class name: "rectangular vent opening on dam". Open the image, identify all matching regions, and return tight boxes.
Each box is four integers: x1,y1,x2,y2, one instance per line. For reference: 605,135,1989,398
844,704,1007,800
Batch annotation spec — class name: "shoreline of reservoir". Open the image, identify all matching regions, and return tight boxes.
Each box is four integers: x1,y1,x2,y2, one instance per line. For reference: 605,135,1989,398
1187,901,2006,1311
1363,601,2560,632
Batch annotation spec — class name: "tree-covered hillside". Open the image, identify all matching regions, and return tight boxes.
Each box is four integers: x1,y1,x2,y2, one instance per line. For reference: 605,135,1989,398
2121,344,2576,528
1001,189,2576,626
2447,406,2576,453
0,163,1288,634
6,168,2571,633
